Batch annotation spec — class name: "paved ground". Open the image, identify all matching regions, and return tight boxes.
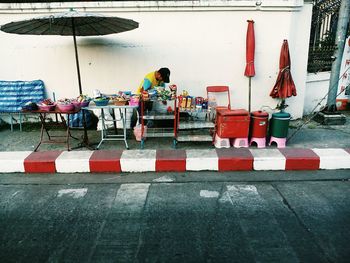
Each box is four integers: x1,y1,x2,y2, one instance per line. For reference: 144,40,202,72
0,111,350,151
1,113,349,262
1,176,349,262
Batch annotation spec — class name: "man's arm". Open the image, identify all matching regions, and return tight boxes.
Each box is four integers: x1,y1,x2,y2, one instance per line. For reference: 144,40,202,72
143,79,152,91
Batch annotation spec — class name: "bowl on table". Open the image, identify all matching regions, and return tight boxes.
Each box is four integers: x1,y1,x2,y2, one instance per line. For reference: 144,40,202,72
38,104,56,111
93,98,110,106
113,99,128,106
72,99,90,108
80,101,90,107
56,103,75,112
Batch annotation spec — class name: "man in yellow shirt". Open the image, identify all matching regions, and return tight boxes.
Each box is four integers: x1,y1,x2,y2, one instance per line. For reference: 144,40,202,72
132,68,170,128
136,67,170,94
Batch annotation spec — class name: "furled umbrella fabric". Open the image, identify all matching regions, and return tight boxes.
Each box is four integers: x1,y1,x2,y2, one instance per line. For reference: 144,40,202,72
0,9,139,95
244,20,255,112
244,20,255,77
270,39,297,99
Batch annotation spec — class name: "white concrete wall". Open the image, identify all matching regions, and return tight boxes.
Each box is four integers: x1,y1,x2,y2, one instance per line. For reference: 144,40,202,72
0,0,312,119
304,72,330,115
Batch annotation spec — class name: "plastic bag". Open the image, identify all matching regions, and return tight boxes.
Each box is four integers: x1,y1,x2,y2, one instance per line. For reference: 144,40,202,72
68,110,92,128
133,124,147,141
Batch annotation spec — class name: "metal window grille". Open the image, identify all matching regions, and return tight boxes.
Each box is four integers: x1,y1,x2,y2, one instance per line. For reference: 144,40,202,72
307,0,348,73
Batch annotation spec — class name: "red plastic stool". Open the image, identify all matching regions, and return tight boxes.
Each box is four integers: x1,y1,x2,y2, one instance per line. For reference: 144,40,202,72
269,136,286,148
232,138,249,148
214,134,230,148
250,137,266,148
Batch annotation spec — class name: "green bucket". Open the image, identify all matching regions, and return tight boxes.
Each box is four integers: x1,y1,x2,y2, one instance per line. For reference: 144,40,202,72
269,112,291,138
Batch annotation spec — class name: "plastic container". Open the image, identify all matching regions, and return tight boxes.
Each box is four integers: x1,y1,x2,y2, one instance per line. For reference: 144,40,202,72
94,99,109,106
38,104,56,111
129,97,140,106
269,111,291,138
250,111,269,138
80,101,90,107
216,109,250,138
114,100,128,106
56,103,75,112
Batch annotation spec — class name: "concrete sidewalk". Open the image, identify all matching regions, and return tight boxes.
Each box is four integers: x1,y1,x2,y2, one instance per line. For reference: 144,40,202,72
0,112,349,173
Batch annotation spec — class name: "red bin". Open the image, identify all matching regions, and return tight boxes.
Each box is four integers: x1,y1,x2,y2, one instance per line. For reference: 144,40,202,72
250,111,269,138
216,109,250,138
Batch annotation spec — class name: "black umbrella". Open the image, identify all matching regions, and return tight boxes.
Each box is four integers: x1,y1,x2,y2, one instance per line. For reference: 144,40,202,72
0,9,139,95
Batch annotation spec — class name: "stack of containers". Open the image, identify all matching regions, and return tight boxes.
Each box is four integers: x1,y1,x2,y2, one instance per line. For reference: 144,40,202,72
249,111,269,148
215,109,250,148
269,111,291,148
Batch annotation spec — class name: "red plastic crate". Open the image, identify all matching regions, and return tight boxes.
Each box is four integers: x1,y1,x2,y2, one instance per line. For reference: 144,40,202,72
216,109,250,138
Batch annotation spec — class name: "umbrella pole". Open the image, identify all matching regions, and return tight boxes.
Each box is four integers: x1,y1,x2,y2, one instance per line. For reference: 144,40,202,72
71,18,83,95
248,77,251,112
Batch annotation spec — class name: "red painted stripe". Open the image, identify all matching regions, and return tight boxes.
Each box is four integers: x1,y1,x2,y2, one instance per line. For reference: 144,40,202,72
216,148,253,171
89,150,123,173
24,151,62,173
279,148,320,170
156,149,186,172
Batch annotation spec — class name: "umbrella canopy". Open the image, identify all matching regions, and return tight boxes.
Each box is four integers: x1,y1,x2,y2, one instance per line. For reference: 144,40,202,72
0,9,139,95
244,20,255,77
244,20,255,112
269,39,297,99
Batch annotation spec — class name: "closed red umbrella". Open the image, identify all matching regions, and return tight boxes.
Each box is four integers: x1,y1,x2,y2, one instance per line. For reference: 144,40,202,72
244,20,255,112
270,39,297,100
244,20,255,77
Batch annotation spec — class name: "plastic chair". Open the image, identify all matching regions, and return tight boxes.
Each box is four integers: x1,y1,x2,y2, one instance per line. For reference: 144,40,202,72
214,133,230,148
206,86,231,144
206,86,231,110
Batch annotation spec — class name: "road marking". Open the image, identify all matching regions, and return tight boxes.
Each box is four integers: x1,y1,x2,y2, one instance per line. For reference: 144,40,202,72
57,188,88,198
200,190,219,198
113,183,150,212
219,185,258,205
153,175,174,182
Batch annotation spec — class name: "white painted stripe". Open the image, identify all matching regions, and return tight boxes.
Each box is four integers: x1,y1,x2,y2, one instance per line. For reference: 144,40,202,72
0,151,32,173
57,188,88,198
153,175,174,182
113,183,150,213
250,149,286,170
312,148,350,170
186,149,218,171
55,151,93,173
219,184,260,204
120,150,156,172
200,190,219,198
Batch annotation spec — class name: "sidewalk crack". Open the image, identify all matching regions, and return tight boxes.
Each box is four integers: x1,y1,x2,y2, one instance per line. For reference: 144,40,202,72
271,184,333,263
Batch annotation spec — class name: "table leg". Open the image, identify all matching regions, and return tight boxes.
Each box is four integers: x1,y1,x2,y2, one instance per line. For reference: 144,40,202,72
66,114,71,151
111,108,118,135
34,113,46,151
121,108,129,149
78,109,93,150
39,113,51,139
34,122,44,152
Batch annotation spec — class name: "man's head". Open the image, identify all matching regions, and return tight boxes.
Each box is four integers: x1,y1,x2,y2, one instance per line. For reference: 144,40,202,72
157,67,170,83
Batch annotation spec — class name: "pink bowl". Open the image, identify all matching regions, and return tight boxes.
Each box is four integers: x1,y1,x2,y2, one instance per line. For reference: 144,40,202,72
57,103,75,112
38,104,56,111
80,101,90,107
72,100,81,107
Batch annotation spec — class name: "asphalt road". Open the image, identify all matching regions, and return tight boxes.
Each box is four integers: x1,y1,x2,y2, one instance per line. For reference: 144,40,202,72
1,171,350,263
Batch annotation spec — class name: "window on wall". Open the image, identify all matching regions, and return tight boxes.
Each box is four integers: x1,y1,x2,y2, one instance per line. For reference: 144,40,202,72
307,0,349,73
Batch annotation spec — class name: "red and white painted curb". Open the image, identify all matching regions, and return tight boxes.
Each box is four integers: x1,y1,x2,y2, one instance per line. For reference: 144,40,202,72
0,148,349,173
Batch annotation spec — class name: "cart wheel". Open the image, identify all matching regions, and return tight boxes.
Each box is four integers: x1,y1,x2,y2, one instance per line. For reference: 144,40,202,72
140,139,145,149
173,139,177,149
